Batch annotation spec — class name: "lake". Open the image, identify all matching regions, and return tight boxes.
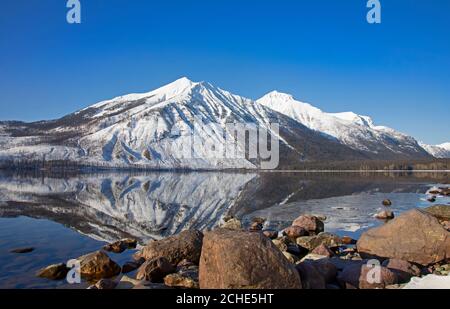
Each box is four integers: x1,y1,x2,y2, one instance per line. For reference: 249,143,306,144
0,171,449,288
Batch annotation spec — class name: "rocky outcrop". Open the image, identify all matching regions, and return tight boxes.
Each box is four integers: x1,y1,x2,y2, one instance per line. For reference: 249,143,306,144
357,209,450,266
199,229,302,289
137,230,203,265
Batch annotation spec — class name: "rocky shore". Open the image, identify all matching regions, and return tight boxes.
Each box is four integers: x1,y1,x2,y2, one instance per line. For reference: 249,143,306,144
32,187,450,289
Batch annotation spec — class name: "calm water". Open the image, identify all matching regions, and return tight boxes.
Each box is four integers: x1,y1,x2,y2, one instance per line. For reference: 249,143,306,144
0,171,449,289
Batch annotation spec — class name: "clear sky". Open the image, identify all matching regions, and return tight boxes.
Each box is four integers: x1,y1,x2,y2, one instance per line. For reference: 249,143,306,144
0,0,449,144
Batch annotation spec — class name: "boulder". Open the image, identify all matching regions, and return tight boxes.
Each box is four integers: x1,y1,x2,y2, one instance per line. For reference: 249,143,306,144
357,209,450,266
296,233,342,251
311,259,338,283
382,199,392,206
220,217,242,230
136,257,176,282
425,205,450,221
138,230,203,265
337,264,398,289
382,259,421,283
341,236,357,245
312,244,335,257
103,238,137,254
95,278,117,289
296,261,326,289
292,215,324,233
77,251,121,279
36,263,69,280
263,230,279,239
374,210,395,220
164,266,199,289
199,228,302,289
283,226,308,239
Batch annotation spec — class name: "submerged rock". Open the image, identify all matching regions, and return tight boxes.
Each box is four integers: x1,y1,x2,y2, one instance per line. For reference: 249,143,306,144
10,247,34,254
357,209,450,266
36,263,69,280
138,230,203,265
199,228,302,289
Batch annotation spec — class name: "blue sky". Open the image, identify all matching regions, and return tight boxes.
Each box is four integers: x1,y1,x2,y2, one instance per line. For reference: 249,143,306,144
0,0,449,144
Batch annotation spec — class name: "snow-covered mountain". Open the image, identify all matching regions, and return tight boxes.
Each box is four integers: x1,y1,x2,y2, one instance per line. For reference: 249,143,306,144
257,91,430,159
0,78,435,169
419,142,450,158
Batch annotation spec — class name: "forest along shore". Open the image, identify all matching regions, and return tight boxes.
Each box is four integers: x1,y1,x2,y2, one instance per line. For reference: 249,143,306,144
12,186,450,289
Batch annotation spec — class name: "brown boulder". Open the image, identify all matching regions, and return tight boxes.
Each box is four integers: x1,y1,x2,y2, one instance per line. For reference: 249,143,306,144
381,259,421,283
425,205,450,221
199,229,302,289
283,226,308,239
296,261,326,289
77,251,121,279
312,244,335,257
138,230,203,265
220,217,242,230
357,209,450,266
164,266,199,289
296,233,342,251
136,257,176,282
263,230,279,239
36,263,69,280
337,264,398,289
382,199,393,206
292,215,324,233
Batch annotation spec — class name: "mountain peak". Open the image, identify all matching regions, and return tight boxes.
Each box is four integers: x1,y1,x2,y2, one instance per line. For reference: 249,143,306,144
261,91,295,102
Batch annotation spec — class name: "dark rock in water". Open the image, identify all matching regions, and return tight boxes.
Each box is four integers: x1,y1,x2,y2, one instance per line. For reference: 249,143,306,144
296,233,343,251
357,209,450,266
137,230,203,265
292,215,324,233
164,266,199,289
263,230,279,240
77,251,121,280
428,197,437,203
10,247,34,254
374,210,395,220
36,263,69,280
199,228,302,289
312,244,335,258
296,261,326,289
337,264,398,289
425,205,450,221
95,278,118,289
103,238,137,254
382,259,421,283
283,226,308,239
122,261,142,274
382,199,393,206
136,257,176,283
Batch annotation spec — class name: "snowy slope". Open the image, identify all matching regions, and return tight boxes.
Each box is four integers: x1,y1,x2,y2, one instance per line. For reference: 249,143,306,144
257,91,430,159
419,142,450,158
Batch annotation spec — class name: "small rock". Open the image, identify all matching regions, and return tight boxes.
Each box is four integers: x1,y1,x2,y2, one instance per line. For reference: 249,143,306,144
382,199,393,206
95,278,117,289
374,210,395,220
283,226,308,239
341,236,357,245
296,232,343,251
312,244,335,258
263,230,279,239
300,253,330,262
164,265,199,289
249,222,263,232
10,247,34,254
428,197,437,203
136,257,176,283
103,238,137,254
292,215,324,233
36,263,69,280
220,217,242,231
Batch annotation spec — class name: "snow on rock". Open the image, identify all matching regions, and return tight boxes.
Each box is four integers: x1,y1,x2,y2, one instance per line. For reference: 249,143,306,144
403,275,450,289
419,142,450,158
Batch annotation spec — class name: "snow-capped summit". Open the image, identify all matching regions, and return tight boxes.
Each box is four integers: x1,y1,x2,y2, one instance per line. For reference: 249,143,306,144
257,91,428,157
419,142,450,158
